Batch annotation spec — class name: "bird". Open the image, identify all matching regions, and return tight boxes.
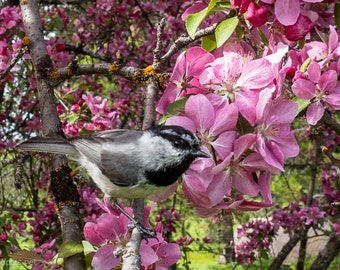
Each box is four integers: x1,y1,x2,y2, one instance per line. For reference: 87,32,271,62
16,125,210,239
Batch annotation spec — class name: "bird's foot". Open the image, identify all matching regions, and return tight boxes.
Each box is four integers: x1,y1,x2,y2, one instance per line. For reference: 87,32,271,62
128,222,157,241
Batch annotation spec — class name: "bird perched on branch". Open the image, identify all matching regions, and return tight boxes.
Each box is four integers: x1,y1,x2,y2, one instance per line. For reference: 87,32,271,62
17,125,209,239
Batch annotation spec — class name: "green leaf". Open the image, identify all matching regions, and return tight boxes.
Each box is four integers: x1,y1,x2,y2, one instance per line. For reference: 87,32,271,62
67,112,80,124
300,58,311,73
166,96,189,116
260,249,269,260
335,2,340,29
82,240,96,255
294,98,311,116
186,8,209,39
215,16,239,48
202,34,217,51
256,27,268,46
185,0,218,39
58,242,84,259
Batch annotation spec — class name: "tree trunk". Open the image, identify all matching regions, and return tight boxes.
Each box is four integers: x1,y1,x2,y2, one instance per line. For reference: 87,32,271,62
269,230,301,270
309,235,340,270
20,1,85,269
296,229,308,270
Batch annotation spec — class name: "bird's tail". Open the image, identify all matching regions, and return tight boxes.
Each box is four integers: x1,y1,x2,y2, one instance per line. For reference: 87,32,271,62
16,137,78,156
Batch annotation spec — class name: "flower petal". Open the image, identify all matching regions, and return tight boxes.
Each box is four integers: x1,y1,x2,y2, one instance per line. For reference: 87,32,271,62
232,171,259,197
83,223,104,246
318,70,337,92
258,172,272,204
140,244,158,267
210,131,237,160
292,78,316,100
185,94,215,130
166,116,196,133
306,102,324,125
274,0,300,25
92,245,120,270
156,243,182,267
235,58,273,90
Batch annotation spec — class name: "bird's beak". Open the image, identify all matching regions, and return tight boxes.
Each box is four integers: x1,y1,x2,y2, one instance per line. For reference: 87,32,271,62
195,150,211,158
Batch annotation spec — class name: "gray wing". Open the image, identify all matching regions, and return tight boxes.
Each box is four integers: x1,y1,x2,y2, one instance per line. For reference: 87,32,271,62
71,129,144,186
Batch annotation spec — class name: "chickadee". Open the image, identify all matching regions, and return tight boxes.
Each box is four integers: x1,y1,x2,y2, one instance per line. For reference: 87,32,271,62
17,125,209,238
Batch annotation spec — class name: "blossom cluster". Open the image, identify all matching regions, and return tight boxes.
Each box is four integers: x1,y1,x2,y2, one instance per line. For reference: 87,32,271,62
155,0,340,216
320,165,340,216
233,219,279,265
157,43,299,215
84,196,181,269
272,201,326,235
155,207,182,237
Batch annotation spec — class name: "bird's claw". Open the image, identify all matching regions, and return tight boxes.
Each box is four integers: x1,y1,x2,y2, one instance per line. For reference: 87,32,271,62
128,222,157,241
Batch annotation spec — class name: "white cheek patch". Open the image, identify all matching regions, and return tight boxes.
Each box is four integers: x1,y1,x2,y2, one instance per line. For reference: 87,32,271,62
138,133,185,169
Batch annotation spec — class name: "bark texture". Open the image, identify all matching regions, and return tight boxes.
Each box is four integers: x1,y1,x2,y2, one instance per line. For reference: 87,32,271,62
20,1,85,269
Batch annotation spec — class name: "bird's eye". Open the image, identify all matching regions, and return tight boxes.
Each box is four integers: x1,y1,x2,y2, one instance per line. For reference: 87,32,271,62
173,139,192,150
174,140,181,147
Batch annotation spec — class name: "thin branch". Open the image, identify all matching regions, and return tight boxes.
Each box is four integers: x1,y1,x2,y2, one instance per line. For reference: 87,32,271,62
324,112,340,135
160,23,217,66
134,0,154,29
64,44,108,61
0,44,28,81
269,229,304,270
55,63,139,81
153,18,166,70
121,23,164,268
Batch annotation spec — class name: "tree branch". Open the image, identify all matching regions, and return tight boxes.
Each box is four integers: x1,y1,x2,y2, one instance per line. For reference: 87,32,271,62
269,229,303,270
310,234,340,270
0,43,28,81
160,23,217,66
121,19,164,269
20,0,85,269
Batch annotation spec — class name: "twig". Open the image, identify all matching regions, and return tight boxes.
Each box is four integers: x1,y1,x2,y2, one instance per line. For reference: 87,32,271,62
321,111,340,135
0,44,28,81
160,23,217,66
64,44,108,61
153,18,166,70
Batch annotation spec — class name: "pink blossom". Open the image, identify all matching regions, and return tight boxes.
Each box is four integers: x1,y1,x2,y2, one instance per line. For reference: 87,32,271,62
299,206,325,225
274,0,300,26
302,25,340,65
84,197,181,269
156,47,214,114
234,219,278,265
231,0,252,14
166,94,238,160
292,61,340,125
194,196,274,217
284,14,313,41
333,219,340,236
82,92,120,130
245,2,268,27
200,51,275,125
0,6,23,35
181,157,231,216
220,135,276,198
254,89,299,170
182,134,275,216
150,243,182,269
